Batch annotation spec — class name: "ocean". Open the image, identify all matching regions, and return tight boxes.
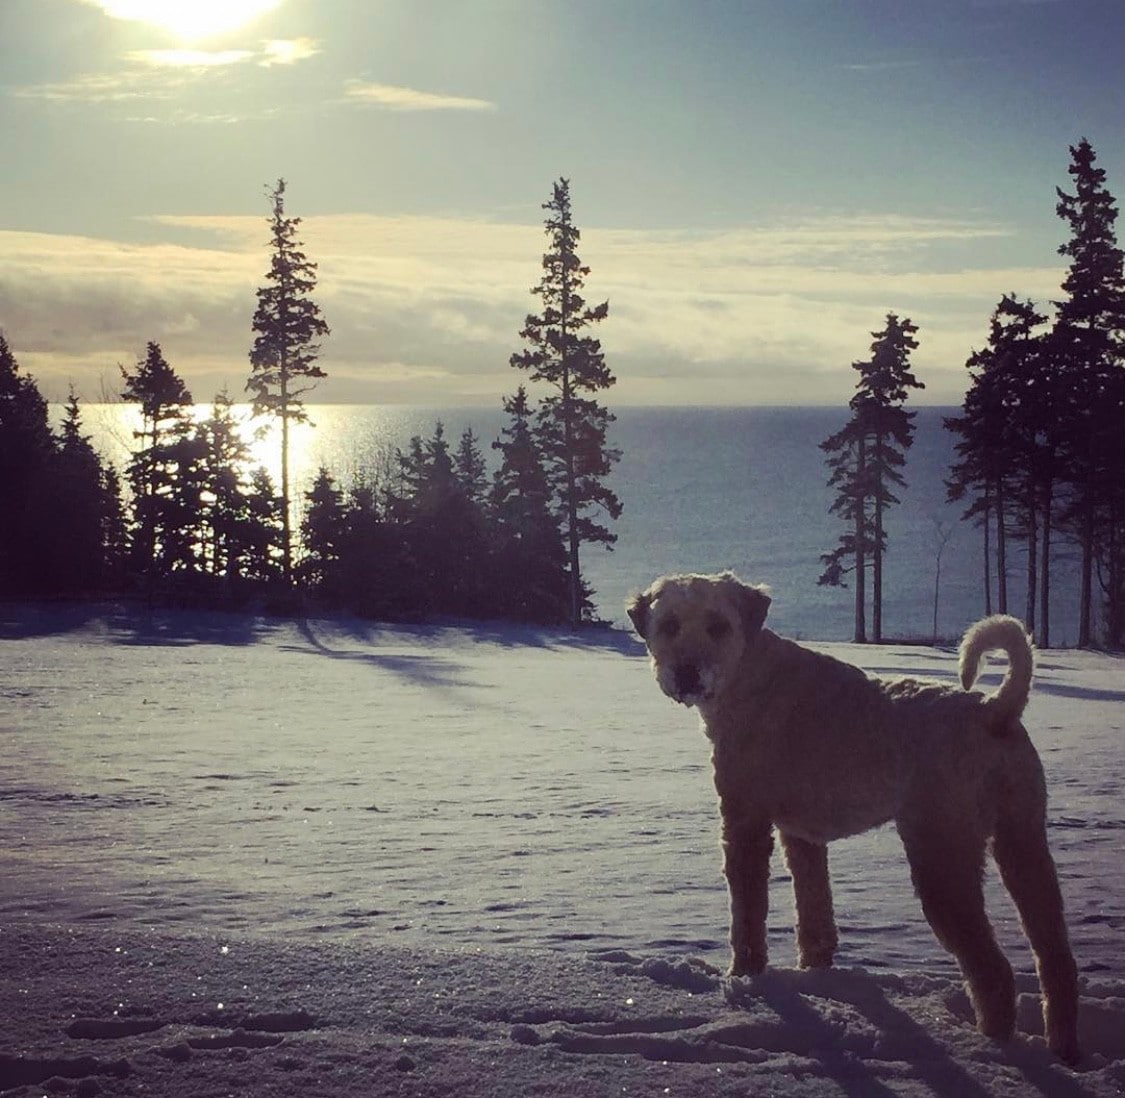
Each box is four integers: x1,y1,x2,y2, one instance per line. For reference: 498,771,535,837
80,403,1085,645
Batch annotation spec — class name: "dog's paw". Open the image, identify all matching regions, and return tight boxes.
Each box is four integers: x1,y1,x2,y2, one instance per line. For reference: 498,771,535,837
728,955,767,979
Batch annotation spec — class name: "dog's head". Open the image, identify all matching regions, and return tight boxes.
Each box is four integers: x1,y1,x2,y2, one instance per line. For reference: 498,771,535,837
626,572,771,707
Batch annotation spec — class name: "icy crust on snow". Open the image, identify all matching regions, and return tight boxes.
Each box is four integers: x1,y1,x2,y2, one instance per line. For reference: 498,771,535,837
1,924,1123,1098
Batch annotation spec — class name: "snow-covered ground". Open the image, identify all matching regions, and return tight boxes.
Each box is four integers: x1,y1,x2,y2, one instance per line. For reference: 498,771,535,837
1,603,1123,1096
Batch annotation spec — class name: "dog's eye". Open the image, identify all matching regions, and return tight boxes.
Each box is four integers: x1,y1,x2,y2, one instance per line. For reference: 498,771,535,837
706,616,732,641
657,616,681,639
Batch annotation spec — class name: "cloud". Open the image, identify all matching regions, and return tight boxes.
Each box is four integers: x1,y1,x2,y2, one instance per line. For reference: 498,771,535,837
10,68,187,102
125,49,255,67
1,212,1066,407
259,38,321,66
841,60,925,73
344,80,496,112
11,37,317,105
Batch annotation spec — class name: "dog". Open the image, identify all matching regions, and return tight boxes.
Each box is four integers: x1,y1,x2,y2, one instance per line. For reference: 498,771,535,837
627,571,1080,1063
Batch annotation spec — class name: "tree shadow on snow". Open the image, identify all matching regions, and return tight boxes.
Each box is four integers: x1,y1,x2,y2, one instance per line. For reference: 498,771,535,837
283,618,475,689
295,615,644,656
106,606,268,648
1033,679,1125,704
0,601,108,639
0,600,273,646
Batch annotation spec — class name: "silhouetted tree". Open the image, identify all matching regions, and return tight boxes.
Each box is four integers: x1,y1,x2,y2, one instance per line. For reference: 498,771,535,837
240,467,285,586
395,422,490,616
46,389,122,593
1052,138,1125,646
454,426,489,506
820,314,923,642
510,178,621,625
946,295,1051,628
299,466,348,598
120,341,202,585
247,178,330,585
195,390,273,594
491,386,569,622
0,334,57,594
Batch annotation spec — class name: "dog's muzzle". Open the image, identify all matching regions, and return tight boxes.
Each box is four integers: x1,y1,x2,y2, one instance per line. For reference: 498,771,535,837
660,661,713,706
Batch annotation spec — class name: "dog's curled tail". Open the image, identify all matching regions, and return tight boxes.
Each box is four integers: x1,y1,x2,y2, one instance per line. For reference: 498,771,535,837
959,615,1034,727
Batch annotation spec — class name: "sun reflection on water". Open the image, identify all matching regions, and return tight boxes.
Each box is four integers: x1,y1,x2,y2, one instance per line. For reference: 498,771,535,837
76,402,505,504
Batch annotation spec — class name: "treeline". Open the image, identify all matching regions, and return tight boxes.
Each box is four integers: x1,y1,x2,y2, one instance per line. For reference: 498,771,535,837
0,177,620,626
819,138,1125,648
0,336,588,625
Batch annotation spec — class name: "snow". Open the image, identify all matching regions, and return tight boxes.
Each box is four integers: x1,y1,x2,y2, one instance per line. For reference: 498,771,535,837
1,602,1123,1096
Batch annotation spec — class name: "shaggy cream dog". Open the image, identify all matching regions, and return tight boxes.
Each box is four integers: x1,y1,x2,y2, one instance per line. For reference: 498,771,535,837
627,571,1080,1063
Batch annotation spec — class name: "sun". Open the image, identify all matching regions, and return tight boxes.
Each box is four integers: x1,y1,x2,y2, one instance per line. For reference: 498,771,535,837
88,0,284,41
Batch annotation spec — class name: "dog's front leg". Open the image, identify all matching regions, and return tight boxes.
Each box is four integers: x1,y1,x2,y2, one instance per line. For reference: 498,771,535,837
780,831,838,968
720,810,774,976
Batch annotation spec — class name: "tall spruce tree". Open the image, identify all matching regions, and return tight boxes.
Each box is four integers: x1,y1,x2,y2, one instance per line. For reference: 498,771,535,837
1052,138,1125,646
819,314,923,642
298,466,348,598
120,341,201,585
491,386,569,623
247,178,330,585
0,332,55,594
510,178,621,625
47,389,120,593
195,390,263,590
946,295,1050,627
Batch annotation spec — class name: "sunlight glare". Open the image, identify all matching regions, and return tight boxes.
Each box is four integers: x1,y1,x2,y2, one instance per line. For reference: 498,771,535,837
89,0,284,41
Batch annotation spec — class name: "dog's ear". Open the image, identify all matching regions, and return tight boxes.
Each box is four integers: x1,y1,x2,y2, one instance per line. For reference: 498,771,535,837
723,576,770,639
626,589,653,639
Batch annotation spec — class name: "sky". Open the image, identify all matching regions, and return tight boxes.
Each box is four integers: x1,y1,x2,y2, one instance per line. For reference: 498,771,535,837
1,0,1123,408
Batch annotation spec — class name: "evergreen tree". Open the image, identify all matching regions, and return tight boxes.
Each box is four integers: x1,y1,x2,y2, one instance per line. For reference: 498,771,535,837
247,178,330,585
241,467,285,586
454,426,489,506
99,462,129,589
491,386,569,623
335,477,408,619
1052,138,1125,646
0,332,54,594
46,389,118,593
195,390,259,590
510,178,621,625
298,466,348,597
946,295,1051,629
400,422,490,616
120,341,202,585
819,314,924,642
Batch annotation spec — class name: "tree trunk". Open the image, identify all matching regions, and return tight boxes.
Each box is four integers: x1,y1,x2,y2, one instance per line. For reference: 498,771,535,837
1025,494,1037,635
982,487,992,617
1078,487,1095,648
563,375,581,628
280,367,292,585
1075,432,1093,652
559,261,581,628
933,544,943,641
873,463,883,643
996,478,1008,614
854,438,867,643
1039,478,1052,648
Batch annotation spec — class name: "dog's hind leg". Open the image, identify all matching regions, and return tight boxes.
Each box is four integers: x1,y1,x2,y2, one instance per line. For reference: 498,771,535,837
720,810,774,976
898,821,1016,1043
780,832,837,968
992,814,1080,1064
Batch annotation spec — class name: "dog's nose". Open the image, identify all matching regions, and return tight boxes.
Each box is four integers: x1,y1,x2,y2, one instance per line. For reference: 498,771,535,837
674,662,702,698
